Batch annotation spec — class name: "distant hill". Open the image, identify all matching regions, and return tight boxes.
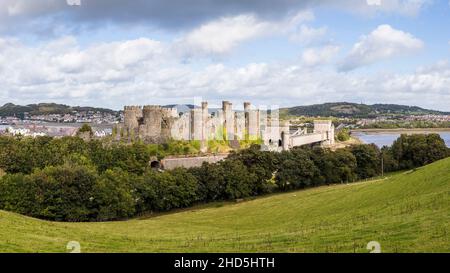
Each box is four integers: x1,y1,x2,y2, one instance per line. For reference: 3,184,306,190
281,102,450,118
0,103,118,118
3,102,448,119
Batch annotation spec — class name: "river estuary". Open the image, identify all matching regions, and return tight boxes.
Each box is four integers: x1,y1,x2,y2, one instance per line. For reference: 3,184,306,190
352,131,450,148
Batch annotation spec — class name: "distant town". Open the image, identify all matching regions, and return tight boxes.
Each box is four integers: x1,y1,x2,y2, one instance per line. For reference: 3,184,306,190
0,104,121,138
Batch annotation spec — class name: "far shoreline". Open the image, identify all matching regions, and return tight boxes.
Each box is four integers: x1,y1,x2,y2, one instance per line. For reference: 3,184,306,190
351,128,450,134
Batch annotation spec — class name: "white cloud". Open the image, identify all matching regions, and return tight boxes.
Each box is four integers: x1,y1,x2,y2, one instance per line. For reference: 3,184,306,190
301,45,340,67
334,0,431,17
176,14,271,56
176,10,317,56
0,35,449,111
339,24,424,71
290,25,328,45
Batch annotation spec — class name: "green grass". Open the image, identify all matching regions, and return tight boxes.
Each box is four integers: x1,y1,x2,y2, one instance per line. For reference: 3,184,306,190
1,158,450,253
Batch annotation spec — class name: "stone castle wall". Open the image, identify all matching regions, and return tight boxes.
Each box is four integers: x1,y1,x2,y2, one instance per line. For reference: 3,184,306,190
123,101,267,143
121,101,335,150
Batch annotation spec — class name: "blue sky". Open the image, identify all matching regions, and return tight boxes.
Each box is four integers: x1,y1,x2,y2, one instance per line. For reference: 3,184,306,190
0,0,449,111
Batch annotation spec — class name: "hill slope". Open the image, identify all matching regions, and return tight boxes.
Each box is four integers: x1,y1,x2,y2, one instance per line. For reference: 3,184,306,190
0,103,117,118
1,158,449,253
281,102,449,118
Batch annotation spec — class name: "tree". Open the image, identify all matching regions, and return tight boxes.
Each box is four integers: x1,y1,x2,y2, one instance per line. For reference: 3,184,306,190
141,168,199,211
28,163,99,222
227,145,279,194
391,134,449,169
0,173,39,216
336,129,351,141
276,148,317,190
94,168,136,221
77,124,93,136
219,160,256,200
349,144,381,179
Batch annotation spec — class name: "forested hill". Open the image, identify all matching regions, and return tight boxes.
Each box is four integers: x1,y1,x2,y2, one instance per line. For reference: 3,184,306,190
281,102,449,118
0,103,118,117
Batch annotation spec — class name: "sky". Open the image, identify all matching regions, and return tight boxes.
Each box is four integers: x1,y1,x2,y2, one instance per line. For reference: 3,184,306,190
0,0,450,111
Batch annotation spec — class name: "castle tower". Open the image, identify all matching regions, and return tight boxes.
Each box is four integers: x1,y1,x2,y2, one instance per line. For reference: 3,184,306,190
190,108,203,141
281,121,290,151
244,102,260,140
222,101,234,140
161,107,177,140
244,102,251,140
314,120,335,146
140,106,162,139
202,102,209,140
124,106,142,135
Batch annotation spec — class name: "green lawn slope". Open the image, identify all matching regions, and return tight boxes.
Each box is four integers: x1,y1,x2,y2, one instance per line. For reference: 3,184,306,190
1,158,449,253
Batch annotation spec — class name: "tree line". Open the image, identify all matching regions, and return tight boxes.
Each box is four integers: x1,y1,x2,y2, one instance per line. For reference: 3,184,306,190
0,134,448,222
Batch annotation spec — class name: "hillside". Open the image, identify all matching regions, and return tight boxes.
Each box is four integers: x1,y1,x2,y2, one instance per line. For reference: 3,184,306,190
0,103,117,118
1,158,449,253
281,102,449,118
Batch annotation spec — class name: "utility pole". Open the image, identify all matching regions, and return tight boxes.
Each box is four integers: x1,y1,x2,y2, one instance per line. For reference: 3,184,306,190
381,154,384,177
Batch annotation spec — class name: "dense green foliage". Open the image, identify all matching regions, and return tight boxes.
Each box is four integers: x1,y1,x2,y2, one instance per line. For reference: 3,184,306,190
390,134,449,169
0,134,448,222
336,128,351,141
1,157,450,253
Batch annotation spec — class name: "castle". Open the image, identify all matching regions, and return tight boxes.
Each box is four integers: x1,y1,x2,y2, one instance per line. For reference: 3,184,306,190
119,101,334,151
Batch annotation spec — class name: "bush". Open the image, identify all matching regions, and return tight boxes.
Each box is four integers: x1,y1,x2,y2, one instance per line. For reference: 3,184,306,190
94,168,136,221
77,124,93,136
349,144,381,179
336,129,351,141
391,134,448,169
0,173,38,216
276,148,317,190
140,168,199,211
191,159,256,201
227,145,279,194
28,163,99,222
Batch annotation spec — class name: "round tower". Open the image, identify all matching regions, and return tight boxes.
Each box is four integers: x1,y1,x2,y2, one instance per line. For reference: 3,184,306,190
124,106,142,134
141,105,162,139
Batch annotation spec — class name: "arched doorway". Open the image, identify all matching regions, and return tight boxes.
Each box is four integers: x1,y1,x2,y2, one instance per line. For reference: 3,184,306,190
150,161,161,170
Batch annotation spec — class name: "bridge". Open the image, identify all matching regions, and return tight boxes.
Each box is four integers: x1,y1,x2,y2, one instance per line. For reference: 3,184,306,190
263,120,335,151
289,120,335,148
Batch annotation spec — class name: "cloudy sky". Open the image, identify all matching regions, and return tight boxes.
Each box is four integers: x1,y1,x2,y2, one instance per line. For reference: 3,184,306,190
0,0,450,110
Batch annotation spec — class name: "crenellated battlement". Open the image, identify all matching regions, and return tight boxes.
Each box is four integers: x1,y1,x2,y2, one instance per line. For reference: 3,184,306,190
124,106,142,111
143,105,162,111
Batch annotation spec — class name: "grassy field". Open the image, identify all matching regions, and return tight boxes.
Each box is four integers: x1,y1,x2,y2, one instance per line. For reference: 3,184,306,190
1,158,449,253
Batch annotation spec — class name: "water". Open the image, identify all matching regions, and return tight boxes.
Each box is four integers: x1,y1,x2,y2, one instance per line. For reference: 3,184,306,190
353,131,450,148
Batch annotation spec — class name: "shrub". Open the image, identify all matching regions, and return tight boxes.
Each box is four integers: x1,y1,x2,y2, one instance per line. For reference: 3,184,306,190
28,163,99,222
0,173,38,216
349,144,381,179
391,134,448,169
336,129,351,141
276,148,317,190
140,168,199,211
94,168,136,221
